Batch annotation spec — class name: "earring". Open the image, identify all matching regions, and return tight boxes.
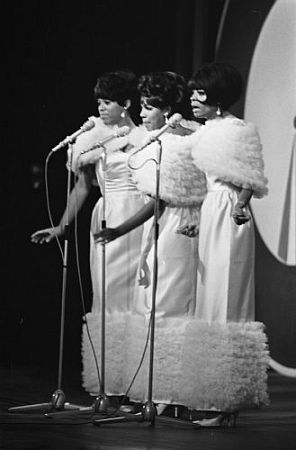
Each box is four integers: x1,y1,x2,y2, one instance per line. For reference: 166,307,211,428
164,112,169,124
216,103,222,117
120,107,127,118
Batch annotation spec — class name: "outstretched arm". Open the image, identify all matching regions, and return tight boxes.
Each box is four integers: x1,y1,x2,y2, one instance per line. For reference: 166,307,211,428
94,198,166,243
231,187,253,225
31,169,93,243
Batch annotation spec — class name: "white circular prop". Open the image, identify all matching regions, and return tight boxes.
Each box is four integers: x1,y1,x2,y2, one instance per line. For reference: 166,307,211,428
269,358,296,378
245,0,296,267
245,0,296,377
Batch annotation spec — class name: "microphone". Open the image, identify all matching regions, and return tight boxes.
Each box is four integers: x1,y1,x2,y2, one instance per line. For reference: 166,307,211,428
52,118,95,152
80,126,130,154
136,113,183,153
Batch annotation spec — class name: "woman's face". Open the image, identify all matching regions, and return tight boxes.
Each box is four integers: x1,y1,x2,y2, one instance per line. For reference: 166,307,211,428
140,98,166,131
97,98,125,126
190,89,217,120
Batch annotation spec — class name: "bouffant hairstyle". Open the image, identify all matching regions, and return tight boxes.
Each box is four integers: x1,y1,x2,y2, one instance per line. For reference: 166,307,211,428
94,70,138,107
138,71,192,119
188,62,243,110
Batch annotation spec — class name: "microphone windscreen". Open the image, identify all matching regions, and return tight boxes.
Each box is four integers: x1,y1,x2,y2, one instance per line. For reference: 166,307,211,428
83,119,96,131
168,113,183,127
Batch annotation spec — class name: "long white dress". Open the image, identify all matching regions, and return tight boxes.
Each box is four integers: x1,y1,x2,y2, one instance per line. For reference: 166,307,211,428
195,176,255,322
123,132,207,405
71,118,145,395
180,117,270,412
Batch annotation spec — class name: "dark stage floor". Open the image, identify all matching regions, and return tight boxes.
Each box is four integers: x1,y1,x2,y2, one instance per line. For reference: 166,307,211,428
1,365,295,450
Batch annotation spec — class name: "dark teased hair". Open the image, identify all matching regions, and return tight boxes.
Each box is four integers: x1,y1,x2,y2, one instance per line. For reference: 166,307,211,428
94,70,138,107
188,62,243,110
137,71,192,119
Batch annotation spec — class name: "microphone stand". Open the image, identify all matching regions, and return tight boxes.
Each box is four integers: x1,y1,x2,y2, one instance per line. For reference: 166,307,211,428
9,143,94,416
46,145,110,418
91,145,109,413
93,138,162,426
44,144,111,418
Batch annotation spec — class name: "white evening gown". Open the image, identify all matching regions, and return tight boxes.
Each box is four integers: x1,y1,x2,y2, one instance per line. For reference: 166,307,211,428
123,132,204,406
124,206,199,405
195,175,255,322
181,175,269,411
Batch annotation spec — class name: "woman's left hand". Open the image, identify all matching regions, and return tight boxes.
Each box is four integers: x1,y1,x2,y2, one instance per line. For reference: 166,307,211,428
93,227,120,243
176,224,199,237
231,204,250,225
138,259,151,289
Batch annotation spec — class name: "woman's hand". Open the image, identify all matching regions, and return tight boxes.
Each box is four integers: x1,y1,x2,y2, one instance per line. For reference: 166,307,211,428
231,203,250,225
138,256,151,289
31,225,63,244
176,224,199,237
93,228,120,244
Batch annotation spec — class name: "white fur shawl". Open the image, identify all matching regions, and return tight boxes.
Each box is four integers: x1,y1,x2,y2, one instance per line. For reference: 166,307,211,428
129,132,207,207
190,117,268,198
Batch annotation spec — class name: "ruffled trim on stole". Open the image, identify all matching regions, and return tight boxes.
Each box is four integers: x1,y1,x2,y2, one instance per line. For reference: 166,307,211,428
181,320,270,411
129,132,207,207
191,118,268,198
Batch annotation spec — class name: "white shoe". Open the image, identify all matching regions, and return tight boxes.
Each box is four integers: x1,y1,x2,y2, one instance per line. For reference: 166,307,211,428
193,412,238,428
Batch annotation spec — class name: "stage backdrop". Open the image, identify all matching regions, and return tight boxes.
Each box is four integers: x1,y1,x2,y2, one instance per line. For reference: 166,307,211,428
215,0,296,373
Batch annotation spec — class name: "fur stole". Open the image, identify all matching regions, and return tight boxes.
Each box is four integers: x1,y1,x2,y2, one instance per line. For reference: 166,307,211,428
191,117,268,198
129,132,207,207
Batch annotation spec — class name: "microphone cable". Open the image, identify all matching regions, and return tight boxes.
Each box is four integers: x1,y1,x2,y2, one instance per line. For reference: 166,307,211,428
44,150,64,260
73,173,102,390
44,149,101,390
104,314,152,418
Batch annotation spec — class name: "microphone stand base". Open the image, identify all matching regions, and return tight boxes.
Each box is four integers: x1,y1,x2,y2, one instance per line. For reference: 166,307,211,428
93,400,158,426
93,393,109,414
44,394,110,418
8,388,92,417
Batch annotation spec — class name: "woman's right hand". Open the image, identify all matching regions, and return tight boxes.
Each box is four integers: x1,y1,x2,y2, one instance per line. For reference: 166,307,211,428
93,228,120,244
31,225,63,244
138,258,151,289
231,204,250,225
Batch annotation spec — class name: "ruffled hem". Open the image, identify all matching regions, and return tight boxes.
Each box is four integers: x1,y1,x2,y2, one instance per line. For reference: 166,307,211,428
82,312,269,410
81,311,128,395
181,320,270,411
123,315,189,404
124,316,269,410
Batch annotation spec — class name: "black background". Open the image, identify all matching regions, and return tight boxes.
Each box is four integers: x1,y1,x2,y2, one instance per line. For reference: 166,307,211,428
2,0,224,377
2,0,295,381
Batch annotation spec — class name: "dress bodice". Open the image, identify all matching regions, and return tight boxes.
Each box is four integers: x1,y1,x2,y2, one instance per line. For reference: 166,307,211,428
95,149,138,194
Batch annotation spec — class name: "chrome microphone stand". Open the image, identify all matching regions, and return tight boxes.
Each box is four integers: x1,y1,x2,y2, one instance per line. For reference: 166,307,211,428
91,145,110,413
45,145,110,418
93,139,163,426
44,144,112,418
9,142,92,416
